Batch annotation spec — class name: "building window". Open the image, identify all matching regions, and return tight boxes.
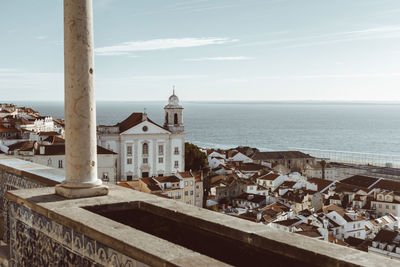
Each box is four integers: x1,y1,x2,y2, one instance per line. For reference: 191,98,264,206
190,181,193,186
143,158,148,164
174,161,179,168
175,192,179,198
379,204,382,208
142,143,148,155
196,185,199,189
102,172,109,182
185,191,188,196
158,157,163,163
127,158,132,165
158,145,164,155
185,181,188,186
127,175,132,181
174,147,179,155
196,193,200,198
190,190,193,196
386,205,389,209
47,158,52,166
58,160,63,168
127,145,132,156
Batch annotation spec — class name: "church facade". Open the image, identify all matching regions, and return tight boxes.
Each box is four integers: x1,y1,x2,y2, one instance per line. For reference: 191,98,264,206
97,92,185,181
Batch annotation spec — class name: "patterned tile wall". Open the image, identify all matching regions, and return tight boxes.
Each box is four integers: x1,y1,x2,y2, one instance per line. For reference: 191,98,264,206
0,169,49,242
8,201,148,267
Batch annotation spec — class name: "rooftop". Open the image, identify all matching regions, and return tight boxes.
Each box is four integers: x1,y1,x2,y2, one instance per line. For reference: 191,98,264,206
252,151,314,160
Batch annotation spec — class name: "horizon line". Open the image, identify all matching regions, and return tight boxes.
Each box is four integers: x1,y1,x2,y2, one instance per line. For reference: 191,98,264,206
6,99,400,103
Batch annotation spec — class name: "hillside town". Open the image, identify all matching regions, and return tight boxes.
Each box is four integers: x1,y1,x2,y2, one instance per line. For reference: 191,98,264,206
2,101,400,260
205,147,400,260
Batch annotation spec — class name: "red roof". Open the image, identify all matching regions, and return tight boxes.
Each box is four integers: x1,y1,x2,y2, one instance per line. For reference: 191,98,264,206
116,113,167,133
258,173,280,181
178,171,193,178
38,131,60,136
307,178,334,192
370,179,400,193
154,175,181,183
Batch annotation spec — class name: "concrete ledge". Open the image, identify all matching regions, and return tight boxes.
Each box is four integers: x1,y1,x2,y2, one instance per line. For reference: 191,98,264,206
0,155,64,186
5,185,400,267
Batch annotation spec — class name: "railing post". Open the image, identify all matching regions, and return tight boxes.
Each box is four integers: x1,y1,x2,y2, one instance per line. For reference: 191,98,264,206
55,0,108,198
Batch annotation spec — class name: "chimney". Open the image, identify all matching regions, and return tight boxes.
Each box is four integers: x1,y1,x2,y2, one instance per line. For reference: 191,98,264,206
321,160,327,180
142,108,147,121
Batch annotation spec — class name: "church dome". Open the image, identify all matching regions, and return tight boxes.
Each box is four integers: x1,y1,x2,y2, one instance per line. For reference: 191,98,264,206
167,89,181,107
168,93,179,106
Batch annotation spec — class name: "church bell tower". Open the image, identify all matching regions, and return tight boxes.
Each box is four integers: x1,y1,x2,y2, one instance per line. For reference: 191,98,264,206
164,88,184,133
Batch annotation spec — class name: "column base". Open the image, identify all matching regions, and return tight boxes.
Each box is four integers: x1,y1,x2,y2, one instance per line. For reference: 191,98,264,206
55,184,109,199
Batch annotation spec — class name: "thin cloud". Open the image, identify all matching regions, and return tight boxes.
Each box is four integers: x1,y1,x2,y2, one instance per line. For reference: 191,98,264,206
35,36,48,40
131,0,280,17
255,73,400,80
184,56,252,61
95,37,238,56
238,25,400,49
98,74,207,83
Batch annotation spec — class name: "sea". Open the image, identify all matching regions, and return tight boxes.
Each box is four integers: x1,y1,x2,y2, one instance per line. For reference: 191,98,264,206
11,101,400,159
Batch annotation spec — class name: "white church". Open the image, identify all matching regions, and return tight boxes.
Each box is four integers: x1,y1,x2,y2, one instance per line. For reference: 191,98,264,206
97,92,185,181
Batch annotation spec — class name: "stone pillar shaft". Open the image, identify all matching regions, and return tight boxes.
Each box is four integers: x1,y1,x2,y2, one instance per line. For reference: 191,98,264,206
56,0,108,198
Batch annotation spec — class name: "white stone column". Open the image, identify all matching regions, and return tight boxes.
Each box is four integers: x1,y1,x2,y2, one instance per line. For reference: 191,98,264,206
56,0,108,198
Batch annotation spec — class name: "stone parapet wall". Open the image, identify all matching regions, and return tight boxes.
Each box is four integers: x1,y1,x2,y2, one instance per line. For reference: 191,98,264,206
5,185,399,266
0,156,63,242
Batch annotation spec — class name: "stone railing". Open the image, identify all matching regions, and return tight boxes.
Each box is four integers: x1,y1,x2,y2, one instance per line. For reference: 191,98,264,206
1,156,399,266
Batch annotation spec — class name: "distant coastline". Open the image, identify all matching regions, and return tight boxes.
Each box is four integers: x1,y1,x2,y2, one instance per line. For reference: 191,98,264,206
5,101,400,157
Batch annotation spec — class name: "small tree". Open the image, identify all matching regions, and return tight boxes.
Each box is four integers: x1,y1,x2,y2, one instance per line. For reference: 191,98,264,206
184,142,208,171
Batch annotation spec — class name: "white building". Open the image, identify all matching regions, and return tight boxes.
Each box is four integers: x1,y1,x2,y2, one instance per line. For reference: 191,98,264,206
371,190,400,217
97,92,185,180
7,140,118,183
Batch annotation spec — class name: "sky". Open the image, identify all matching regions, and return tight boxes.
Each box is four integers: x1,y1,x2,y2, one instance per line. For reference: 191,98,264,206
1,0,400,101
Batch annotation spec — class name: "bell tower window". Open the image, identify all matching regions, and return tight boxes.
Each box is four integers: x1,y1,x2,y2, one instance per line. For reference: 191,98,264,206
165,113,168,124
174,113,178,125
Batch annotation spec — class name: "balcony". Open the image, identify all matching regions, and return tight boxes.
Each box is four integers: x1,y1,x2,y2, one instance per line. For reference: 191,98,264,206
0,156,398,266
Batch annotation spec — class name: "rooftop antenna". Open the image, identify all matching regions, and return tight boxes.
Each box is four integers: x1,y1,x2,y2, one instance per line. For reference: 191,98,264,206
173,85,175,95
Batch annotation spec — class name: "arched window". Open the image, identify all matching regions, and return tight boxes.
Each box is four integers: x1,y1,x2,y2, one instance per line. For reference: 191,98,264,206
165,113,168,124
174,113,178,125
142,143,149,155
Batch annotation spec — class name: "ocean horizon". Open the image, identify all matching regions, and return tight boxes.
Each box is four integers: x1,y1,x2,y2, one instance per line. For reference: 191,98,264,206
9,100,400,157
